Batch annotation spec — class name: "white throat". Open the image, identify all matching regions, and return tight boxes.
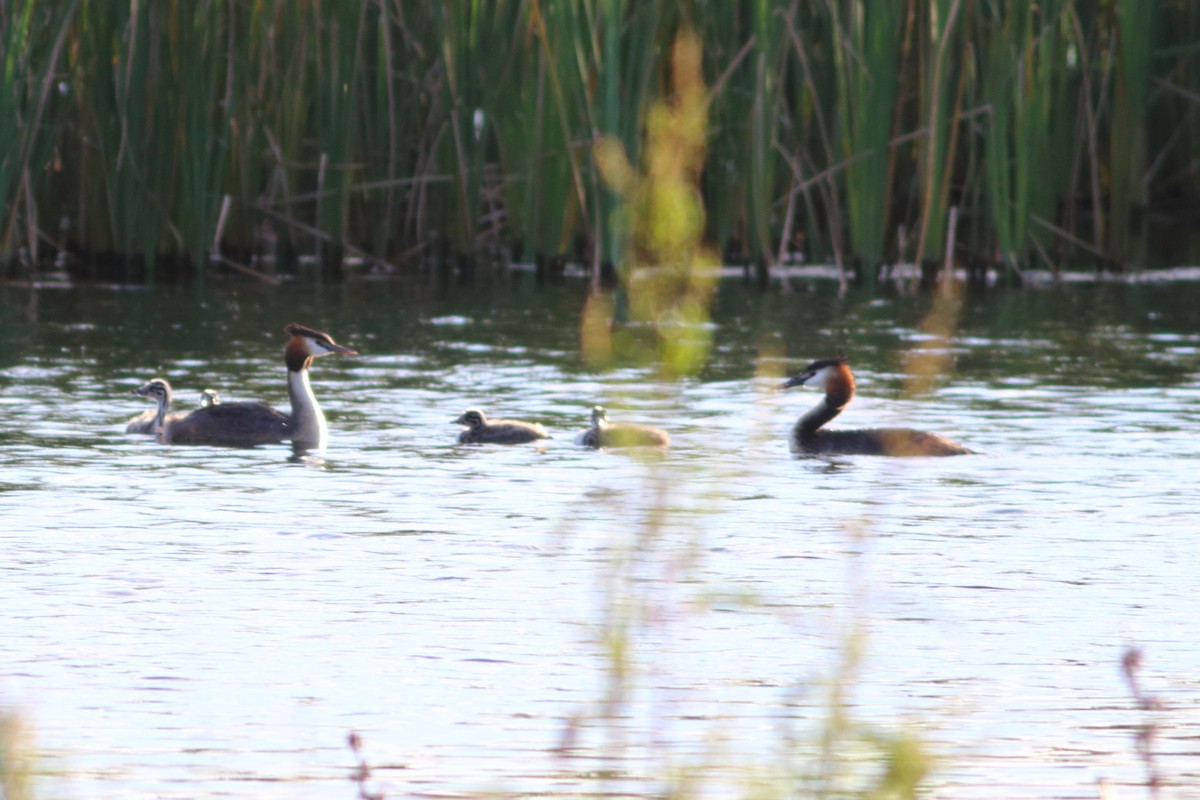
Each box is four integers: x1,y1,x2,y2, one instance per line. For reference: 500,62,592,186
807,366,833,391
287,368,327,449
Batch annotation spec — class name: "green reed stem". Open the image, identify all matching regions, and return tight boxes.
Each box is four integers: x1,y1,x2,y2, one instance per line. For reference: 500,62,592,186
1,2,1197,279
913,0,964,267
0,0,77,264
834,0,902,285
979,2,1071,279
1109,0,1153,268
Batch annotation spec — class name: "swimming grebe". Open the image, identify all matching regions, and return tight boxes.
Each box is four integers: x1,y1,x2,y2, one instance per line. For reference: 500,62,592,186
454,409,550,444
576,405,670,448
126,379,190,434
158,323,356,448
782,356,971,456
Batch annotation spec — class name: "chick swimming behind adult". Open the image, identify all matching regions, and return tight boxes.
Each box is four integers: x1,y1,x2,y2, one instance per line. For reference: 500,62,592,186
576,405,670,449
454,409,550,444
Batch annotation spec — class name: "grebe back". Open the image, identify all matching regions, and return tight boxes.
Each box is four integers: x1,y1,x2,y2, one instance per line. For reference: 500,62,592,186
577,406,670,449
454,409,550,444
160,323,356,448
782,356,971,457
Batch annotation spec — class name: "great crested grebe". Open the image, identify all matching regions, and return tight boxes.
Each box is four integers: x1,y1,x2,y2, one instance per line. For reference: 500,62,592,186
126,378,190,434
454,409,550,444
157,323,356,449
576,405,670,449
782,356,971,457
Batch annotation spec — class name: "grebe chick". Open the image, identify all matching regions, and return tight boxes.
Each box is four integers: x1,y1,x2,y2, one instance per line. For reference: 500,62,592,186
126,379,189,434
199,388,221,408
782,356,971,457
454,409,550,444
577,405,670,449
160,323,356,449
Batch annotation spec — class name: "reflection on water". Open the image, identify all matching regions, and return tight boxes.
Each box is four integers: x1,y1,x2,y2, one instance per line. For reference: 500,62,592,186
1,278,1199,799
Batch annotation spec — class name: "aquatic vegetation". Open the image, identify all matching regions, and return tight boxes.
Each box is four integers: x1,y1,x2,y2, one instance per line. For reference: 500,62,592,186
1,2,1197,282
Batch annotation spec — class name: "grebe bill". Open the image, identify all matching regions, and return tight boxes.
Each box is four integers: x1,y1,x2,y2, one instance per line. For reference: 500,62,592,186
161,323,356,448
782,356,972,457
454,409,551,444
577,405,670,448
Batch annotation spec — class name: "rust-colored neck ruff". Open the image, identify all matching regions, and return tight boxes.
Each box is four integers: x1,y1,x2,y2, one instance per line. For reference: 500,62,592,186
798,363,856,439
284,337,313,373
824,363,855,411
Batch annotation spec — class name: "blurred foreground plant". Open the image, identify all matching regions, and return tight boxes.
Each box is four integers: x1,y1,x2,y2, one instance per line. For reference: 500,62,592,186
1,706,35,800
583,29,718,378
570,27,932,800
1119,646,1162,798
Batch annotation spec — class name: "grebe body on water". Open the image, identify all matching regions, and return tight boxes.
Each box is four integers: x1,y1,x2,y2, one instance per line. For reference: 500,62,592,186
454,409,550,444
783,356,971,457
158,324,356,448
576,406,670,449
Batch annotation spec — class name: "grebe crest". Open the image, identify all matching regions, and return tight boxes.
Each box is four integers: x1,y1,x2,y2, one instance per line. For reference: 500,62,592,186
782,356,971,457
454,408,550,444
284,323,357,370
782,355,854,402
577,405,670,449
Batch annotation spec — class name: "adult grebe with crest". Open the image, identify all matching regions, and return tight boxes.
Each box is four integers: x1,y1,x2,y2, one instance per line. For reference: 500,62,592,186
155,323,356,449
782,356,971,456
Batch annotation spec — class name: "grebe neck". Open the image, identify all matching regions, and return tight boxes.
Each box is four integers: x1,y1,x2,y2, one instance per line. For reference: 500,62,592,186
152,394,170,434
798,396,842,439
797,365,855,440
279,327,355,450
130,379,174,437
287,363,326,449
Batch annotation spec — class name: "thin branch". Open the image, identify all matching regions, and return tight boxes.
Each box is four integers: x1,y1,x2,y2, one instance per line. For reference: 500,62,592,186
256,204,403,273
1030,213,1112,262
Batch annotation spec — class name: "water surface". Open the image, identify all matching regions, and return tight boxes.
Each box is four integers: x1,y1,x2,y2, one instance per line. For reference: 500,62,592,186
1,277,1198,799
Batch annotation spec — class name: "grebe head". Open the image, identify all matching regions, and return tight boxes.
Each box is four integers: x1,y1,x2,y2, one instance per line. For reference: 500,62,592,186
590,405,609,428
133,378,173,403
284,323,357,371
455,409,487,429
199,388,221,408
782,355,850,391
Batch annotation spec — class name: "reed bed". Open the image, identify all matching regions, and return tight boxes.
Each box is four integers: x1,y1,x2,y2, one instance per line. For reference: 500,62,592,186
0,0,1197,284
